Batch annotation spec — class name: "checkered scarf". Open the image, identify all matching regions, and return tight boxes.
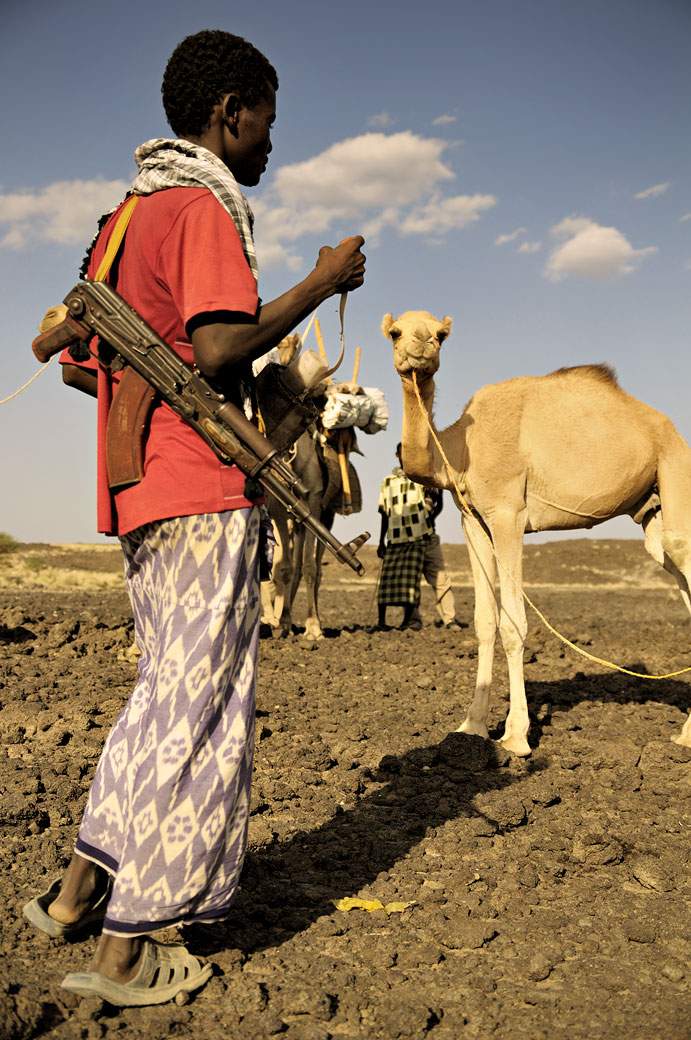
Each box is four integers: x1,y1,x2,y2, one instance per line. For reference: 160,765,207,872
131,138,258,281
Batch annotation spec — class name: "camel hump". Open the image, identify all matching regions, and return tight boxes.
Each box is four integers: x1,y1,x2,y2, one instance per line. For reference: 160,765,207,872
552,363,619,386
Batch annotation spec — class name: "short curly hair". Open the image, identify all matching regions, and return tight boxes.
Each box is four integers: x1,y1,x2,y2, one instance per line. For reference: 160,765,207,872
162,30,278,138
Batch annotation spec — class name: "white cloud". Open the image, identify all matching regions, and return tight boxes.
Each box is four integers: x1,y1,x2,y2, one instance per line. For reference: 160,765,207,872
366,112,395,129
431,114,457,126
634,182,670,200
544,216,657,282
0,178,129,249
253,131,496,267
397,193,496,236
518,241,542,254
271,133,454,211
495,227,526,246
681,212,691,222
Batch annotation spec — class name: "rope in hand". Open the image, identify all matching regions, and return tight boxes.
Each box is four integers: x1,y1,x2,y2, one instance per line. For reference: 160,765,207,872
1,354,57,405
411,370,691,680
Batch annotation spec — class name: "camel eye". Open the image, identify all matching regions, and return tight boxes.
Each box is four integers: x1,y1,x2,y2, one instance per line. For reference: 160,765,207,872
389,328,401,341
437,331,448,344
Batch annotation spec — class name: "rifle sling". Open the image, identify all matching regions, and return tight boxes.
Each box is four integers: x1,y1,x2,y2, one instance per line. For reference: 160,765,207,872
92,196,158,491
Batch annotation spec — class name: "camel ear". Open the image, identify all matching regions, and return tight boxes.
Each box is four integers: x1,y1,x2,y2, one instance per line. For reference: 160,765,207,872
381,313,394,339
438,317,452,343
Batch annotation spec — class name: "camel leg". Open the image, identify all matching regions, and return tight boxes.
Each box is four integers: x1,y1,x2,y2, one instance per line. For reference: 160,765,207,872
457,513,499,741
674,712,691,747
657,432,691,597
642,510,691,616
260,520,280,627
641,510,691,747
302,511,333,641
646,441,691,747
301,527,324,641
287,522,306,613
260,579,276,626
490,510,531,756
273,515,295,637
304,558,321,640
314,512,334,632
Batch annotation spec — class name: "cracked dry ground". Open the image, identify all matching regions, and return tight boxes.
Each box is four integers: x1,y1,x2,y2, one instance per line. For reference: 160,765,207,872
0,540,690,1040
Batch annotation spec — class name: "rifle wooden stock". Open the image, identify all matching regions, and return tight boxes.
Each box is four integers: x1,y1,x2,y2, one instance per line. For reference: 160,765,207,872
32,313,91,363
31,280,369,575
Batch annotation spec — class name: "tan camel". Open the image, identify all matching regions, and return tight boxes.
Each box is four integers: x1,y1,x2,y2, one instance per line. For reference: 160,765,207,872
382,309,691,754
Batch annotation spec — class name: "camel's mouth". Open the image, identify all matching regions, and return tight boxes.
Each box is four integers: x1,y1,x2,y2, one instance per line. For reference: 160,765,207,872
393,343,440,378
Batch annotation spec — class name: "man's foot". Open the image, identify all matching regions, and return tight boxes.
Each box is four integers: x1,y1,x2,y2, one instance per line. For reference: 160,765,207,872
399,619,422,631
48,864,110,926
93,935,144,984
23,867,112,938
61,937,213,1007
445,619,467,630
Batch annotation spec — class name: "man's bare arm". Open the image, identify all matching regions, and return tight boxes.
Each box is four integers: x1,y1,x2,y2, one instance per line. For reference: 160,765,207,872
191,236,366,380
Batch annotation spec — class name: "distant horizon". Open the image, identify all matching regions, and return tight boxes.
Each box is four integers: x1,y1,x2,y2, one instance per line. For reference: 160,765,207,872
6,531,646,548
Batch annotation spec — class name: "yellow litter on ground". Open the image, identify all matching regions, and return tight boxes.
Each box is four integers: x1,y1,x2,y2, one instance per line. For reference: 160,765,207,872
333,897,416,916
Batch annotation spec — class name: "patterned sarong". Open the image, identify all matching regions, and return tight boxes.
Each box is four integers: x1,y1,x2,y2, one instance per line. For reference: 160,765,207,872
377,538,426,606
75,508,261,936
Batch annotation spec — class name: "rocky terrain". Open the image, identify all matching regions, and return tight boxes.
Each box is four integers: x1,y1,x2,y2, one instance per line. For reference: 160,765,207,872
1,538,689,1040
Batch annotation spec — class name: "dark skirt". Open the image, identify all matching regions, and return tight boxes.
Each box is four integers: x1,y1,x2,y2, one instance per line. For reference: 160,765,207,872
377,539,426,606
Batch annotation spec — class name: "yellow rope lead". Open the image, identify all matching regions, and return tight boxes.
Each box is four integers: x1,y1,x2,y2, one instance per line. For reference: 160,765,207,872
411,371,691,680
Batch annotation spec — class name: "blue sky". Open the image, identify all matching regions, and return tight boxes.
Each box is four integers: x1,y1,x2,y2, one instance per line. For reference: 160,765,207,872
1,0,689,547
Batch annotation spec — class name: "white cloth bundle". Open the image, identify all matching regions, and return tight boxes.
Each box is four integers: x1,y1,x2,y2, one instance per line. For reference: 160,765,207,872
321,387,389,434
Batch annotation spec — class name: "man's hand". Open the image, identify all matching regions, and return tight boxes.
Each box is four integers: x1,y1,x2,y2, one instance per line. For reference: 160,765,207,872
315,236,366,293
377,543,386,559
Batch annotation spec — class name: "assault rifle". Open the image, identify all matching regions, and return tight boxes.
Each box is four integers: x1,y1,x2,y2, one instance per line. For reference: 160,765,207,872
32,279,369,575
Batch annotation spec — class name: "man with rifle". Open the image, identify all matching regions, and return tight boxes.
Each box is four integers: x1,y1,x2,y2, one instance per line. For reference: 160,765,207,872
23,29,366,1006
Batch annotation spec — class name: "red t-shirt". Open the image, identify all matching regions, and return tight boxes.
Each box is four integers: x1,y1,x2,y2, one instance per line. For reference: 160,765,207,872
60,188,260,536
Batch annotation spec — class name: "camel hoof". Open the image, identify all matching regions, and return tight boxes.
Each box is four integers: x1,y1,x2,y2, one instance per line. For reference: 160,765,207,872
499,735,532,757
456,720,489,740
302,628,324,643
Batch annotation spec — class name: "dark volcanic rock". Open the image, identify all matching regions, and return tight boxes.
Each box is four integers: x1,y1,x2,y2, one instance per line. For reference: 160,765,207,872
3,539,691,1040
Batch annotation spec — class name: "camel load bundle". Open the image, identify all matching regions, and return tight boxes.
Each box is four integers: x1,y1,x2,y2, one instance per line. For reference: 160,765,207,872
321,384,389,435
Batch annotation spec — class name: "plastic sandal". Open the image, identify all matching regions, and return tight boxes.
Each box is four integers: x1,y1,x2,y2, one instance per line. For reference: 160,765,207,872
23,874,112,938
61,937,214,1006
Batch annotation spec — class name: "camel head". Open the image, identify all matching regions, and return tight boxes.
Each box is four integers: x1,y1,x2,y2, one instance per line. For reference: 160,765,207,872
381,311,452,382
277,333,301,367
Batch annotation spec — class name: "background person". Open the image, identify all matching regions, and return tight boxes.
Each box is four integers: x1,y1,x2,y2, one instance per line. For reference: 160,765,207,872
376,443,430,631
